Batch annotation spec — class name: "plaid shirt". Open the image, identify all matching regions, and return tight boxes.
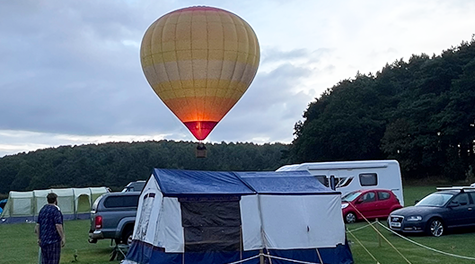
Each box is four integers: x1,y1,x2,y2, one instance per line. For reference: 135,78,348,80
37,204,63,246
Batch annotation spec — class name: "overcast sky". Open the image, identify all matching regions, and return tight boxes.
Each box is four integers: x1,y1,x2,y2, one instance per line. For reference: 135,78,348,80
1,0,475,157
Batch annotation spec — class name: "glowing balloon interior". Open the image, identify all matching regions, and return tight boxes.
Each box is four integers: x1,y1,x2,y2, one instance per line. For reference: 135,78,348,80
140,6,260,140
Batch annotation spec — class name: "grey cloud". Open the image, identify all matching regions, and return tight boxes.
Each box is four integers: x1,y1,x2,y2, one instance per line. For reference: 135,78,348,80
206,62,315,143
0,1,181,137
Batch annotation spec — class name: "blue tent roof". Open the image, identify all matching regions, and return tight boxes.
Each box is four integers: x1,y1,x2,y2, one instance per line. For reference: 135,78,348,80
235,171,335,194
152,169,254,195
152,169,337,196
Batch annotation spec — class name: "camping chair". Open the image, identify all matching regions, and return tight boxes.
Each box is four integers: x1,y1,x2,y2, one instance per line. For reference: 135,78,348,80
109,240,129,261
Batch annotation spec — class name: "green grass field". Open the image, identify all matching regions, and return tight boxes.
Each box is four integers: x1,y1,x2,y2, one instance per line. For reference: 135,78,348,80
1,185,475,264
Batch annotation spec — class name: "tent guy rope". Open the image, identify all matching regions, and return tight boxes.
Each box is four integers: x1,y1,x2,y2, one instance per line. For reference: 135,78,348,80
347,203,412,264
378,222,475,261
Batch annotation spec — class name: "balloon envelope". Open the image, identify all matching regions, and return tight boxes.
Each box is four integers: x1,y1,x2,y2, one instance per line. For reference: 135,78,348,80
140,6,260,140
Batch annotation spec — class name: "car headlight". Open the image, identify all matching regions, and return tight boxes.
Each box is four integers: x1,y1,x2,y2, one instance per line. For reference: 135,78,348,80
341,203,349,209
407,215,422,221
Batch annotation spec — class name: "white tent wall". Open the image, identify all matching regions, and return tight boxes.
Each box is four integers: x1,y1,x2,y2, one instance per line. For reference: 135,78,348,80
157,197,183,252
258,194,345,249
33,189,75,215
240,195,262,250
6,191,34,216
132,177,185,253
240,194,346,251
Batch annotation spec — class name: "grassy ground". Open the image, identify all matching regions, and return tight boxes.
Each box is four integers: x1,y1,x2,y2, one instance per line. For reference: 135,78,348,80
348,185,475,264
1,185,474,264
0,219,116,264
347,221,475,264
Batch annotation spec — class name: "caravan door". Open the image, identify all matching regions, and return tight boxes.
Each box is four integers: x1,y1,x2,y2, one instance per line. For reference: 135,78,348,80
333,169,357,195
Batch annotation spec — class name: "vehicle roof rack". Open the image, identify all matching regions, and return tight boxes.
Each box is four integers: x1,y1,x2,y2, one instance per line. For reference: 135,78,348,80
436,186,475,192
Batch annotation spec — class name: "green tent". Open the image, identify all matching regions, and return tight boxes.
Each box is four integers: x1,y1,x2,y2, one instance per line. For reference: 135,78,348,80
0,187,109,224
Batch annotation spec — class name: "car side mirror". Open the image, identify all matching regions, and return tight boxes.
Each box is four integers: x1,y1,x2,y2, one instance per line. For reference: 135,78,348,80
414,200,419,205
448,201,460,208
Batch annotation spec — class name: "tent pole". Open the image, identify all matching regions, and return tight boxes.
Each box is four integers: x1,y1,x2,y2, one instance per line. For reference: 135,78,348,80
182,226,185,264
240,225,243,260
256,194,268,264
73,189,77,220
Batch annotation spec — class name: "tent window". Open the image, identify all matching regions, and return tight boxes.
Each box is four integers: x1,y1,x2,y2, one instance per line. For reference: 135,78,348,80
180,196,242,252
359,173,378,186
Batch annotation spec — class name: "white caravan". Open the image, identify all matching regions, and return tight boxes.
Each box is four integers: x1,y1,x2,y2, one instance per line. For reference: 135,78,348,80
276,160,404,206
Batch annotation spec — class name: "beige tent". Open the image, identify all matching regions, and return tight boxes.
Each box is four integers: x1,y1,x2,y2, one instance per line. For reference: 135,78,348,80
0,187,109,224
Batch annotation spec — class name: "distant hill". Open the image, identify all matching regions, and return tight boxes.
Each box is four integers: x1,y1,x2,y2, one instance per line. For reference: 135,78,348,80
0,140,290,194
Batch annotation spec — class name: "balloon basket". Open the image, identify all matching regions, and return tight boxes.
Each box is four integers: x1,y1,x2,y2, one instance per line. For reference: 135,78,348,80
195,143,207,158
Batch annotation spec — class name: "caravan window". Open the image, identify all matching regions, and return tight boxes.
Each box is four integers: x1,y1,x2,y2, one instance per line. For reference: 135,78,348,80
359,173,377,186
314,175,329,187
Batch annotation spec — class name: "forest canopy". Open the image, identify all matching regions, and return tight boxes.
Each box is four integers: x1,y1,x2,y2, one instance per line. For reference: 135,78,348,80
290,38,475,182
0,141,289,194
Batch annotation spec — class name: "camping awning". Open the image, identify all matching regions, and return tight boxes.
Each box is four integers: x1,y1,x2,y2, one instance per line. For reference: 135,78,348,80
152,169,338,197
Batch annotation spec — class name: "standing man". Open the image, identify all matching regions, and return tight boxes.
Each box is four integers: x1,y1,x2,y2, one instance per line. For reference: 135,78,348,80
35,193,66,264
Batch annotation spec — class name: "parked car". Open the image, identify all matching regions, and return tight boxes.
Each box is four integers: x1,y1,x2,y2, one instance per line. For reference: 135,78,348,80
388,187,475,237
341,189,402,223
88,192,140,245
121,180,146,192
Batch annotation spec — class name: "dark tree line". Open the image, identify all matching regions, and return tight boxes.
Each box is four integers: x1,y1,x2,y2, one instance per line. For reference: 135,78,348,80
291,38,475,182
0,141,289,194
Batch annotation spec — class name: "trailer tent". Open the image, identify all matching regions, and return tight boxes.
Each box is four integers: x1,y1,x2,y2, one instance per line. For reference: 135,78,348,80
0,187,109,224
123,169,353,264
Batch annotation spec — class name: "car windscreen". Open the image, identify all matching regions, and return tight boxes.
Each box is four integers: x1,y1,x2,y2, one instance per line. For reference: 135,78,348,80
342,191,361,202
416,192,453,207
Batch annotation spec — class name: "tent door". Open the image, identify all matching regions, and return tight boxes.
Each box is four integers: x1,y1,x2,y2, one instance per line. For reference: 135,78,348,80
179,196,242,253
77,194,91,213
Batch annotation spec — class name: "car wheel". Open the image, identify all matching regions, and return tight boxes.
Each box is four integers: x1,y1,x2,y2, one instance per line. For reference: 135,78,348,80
427,218,444,237
345,212,357,224
123,229,134,246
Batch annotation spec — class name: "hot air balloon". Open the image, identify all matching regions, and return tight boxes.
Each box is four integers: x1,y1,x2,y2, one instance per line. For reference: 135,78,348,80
140,6,260,142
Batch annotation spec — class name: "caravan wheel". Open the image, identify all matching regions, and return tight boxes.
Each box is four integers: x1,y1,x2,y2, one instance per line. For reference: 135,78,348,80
345,212,357,224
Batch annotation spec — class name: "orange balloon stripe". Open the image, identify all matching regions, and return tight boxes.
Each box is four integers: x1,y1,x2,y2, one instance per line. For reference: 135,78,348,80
162,96,239,122
151,80,249,101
